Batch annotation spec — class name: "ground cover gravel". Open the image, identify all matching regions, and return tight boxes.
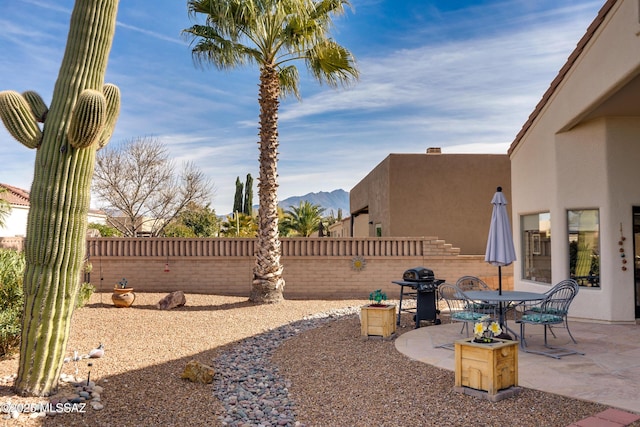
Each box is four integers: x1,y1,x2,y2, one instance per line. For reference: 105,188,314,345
0,292,637,427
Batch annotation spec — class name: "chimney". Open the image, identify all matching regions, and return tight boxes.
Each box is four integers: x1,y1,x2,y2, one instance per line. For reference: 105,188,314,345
426,147,441,154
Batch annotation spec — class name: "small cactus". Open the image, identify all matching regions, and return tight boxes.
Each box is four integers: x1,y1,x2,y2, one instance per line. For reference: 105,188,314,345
369,289,388,305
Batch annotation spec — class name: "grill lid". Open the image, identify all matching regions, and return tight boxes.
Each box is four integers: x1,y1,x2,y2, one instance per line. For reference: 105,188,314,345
403,267,435,282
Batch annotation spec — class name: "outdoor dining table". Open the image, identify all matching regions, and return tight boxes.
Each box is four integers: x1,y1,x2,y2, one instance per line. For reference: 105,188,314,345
463,290,546,339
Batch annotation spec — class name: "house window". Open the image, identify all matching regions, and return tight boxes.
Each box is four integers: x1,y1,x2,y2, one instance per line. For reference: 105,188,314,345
568,209,600,287
521,212,551,283
375,224,382,237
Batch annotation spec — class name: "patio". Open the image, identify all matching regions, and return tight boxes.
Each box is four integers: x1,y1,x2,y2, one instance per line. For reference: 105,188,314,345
395,320,640,413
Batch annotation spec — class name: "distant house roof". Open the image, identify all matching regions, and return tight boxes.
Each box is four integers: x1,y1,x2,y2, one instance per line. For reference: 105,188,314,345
508,0,617,155
0,183,30,207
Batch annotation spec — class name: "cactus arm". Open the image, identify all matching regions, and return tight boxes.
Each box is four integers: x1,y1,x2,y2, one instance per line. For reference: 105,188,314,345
22,91,49,122
97,83,121,149
67,89,106,149
0,90,42,148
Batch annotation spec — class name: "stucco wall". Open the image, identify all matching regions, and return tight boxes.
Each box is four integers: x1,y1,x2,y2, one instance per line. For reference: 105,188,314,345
509,0,640,322
0,205,28,237
350,153,511,255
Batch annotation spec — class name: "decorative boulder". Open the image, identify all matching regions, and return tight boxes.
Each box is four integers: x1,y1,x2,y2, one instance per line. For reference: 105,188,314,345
181,360,214,384
157,291,186,310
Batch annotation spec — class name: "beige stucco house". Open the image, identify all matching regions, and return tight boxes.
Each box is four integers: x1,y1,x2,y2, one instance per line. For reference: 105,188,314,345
509,0,640,322
349,149,511,255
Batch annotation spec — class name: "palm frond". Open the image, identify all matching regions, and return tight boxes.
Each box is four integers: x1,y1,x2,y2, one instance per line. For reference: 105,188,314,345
278,65,300,100
306,39,359,87
183,24,260,69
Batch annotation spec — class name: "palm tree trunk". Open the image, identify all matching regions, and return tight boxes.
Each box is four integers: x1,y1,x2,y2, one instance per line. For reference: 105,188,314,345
250,64,285,304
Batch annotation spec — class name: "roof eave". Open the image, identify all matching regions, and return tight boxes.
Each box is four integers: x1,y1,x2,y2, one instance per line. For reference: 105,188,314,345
507,0,618,156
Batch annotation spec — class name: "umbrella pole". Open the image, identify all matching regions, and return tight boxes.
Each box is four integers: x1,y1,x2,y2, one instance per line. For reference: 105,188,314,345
498,265,503,325
497,265,513,339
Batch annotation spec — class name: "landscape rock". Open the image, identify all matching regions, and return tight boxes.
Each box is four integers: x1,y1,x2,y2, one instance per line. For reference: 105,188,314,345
157,291,186,310
181,359,215,384
91,402,104,410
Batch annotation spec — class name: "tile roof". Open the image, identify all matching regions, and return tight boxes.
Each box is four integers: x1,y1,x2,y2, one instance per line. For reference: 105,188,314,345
508,0,618,155
0,183,30,206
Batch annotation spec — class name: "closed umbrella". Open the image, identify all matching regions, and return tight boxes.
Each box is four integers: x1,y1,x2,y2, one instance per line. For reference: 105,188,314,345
485,186,516,294
485,187,516,337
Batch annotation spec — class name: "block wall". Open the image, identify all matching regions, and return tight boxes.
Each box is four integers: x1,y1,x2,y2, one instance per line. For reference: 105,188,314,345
4,236,513,299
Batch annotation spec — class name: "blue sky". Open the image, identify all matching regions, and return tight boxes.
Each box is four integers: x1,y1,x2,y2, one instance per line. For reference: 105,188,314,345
0,0,603,215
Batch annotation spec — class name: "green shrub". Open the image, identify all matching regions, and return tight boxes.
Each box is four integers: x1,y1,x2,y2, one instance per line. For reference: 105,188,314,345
88,222,121,237
0,249,25,357
0,309,21,357
76,282,95,308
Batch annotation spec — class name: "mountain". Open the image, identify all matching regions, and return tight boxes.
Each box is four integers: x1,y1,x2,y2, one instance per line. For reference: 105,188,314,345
279,189,349,216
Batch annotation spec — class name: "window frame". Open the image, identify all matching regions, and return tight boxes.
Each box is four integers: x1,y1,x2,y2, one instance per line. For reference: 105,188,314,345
521,212,551,283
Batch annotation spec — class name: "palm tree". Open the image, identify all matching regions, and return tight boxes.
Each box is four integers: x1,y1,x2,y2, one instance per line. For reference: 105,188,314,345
281,201,325,237
184,0,359,303
220,212,258,237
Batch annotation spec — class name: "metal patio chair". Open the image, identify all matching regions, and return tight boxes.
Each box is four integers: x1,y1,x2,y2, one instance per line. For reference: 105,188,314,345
517,279,583,358
517,279,579,341
455,275,492,292
437,283,491,349
455,276,499,315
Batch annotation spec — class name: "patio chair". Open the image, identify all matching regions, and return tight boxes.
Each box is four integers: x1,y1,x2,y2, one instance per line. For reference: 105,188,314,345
455,275,492,291
518,279,578,341
437,283,491,349
455,276,499,315
517,279,583,358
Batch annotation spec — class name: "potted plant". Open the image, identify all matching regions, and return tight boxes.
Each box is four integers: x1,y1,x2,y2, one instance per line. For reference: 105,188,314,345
368,289,388,307
112,278,136,307
473,316,502,343
454,316,518,397
360,289,396,338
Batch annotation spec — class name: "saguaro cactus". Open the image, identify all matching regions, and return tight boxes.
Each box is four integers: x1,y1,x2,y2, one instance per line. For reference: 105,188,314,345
0,0,120,396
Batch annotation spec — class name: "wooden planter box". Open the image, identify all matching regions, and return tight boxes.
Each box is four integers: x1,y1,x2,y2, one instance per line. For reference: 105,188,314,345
360,304,396,338
454,338,518,395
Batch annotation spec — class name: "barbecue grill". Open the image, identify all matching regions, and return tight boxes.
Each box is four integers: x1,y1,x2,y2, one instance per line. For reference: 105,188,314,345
393,267,445,328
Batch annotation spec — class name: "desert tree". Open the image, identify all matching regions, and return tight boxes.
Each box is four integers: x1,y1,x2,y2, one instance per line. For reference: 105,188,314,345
164,202,220,237
92,136,213,237
0,0,120,396
184,0,359,303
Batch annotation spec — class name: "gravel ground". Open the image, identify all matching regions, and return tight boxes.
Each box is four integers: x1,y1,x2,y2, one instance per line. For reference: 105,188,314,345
0,292,637,427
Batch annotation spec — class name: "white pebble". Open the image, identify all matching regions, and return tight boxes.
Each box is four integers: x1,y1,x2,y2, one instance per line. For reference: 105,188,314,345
91,402,104,410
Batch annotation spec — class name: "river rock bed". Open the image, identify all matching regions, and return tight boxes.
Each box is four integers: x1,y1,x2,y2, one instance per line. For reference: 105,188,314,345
213,307,360,427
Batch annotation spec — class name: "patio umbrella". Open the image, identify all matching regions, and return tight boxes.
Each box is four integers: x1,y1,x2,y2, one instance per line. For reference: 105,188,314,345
485,187,517,295
485,187,517,338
